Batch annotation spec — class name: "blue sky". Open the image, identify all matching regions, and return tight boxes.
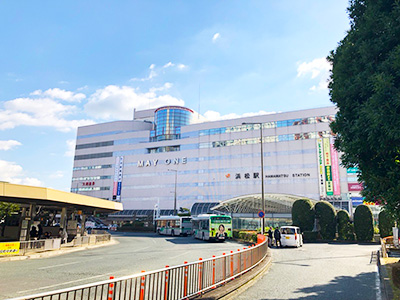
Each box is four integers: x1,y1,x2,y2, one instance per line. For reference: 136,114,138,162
0,1,350,191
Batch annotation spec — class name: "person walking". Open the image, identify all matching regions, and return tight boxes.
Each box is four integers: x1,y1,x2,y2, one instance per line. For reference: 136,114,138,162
274,227,281,248
267,227,273,247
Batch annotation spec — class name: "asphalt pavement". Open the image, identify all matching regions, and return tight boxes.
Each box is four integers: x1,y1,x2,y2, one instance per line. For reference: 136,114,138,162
0,232,243,299
233,243,381,300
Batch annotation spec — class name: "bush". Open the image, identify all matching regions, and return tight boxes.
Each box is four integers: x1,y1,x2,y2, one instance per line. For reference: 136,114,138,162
292,199,315,232
379,210,394,238
315,201,336,240
354,205,374,241
337,210,350,240
392,262,400,289
303,231,318,242
233,230,258,243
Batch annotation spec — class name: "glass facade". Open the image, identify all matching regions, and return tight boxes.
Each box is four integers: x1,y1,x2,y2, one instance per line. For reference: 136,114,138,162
152,106,193,141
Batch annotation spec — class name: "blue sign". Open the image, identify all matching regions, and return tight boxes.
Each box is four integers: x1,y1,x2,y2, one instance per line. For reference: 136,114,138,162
258,211,265,218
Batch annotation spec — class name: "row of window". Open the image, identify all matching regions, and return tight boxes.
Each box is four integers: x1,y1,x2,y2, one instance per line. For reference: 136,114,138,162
71,186,111,192
71,175,112,181
73,164,112,171
147,145,180,153
193,115,335,137
76,141,114,150
199,131,331,149
74,152,113,161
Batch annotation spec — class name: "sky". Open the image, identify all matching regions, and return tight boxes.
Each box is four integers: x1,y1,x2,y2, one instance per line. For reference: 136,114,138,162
0,1,351,192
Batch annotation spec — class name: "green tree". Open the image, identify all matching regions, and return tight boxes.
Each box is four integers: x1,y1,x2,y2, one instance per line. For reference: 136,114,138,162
354,204,374,241
291,199,315,232
337,210,351,240
379,209,395,238
315,201,336,240
0,202,20,237
328,0,400,219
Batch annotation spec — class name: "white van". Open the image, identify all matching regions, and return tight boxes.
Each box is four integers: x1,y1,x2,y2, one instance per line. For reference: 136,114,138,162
280,226,303,247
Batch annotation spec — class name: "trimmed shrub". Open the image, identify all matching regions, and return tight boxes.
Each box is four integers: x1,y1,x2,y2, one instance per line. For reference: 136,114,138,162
337,210,350,240
292,199,315,232
233,230,258,243
379,210,394,238
392,262,400,289
354,205,374,241
303,231,318,242
315,201,336,240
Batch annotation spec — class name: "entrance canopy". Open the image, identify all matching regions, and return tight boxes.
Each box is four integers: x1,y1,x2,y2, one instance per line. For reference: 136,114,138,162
0,182,123,214
211,193,317,214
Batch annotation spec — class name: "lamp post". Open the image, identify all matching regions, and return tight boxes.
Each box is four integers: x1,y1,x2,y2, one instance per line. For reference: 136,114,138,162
168,169,178,215
242,122,265,235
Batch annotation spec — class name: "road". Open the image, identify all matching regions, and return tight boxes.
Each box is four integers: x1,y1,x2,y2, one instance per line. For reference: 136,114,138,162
0,232,242,299
234,243,381,300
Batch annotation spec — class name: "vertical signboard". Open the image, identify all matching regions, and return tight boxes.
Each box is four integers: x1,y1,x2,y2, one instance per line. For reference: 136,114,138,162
316,139,326,198
330,138,341,195
323,138,334,196
113,156,124,201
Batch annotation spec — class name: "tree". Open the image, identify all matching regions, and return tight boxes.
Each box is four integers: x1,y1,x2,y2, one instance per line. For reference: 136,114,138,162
354,204,374,241
379,209,395,238
328,0,400,219
315,201,336,240
0,202,20,237
337,210,350,240
291,199,315,232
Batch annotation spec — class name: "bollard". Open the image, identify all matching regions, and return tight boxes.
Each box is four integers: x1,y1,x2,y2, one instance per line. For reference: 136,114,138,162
243,248,247,270
212,255,216,288
164,266,169,300
237,249,241,273
198,258,203,293
223,253,226,281
184,261,188,297
139,271,145,300
230,251,234,277
108,276,115,300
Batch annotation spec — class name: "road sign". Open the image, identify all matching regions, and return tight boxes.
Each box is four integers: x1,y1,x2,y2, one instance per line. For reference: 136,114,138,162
258,210,265,218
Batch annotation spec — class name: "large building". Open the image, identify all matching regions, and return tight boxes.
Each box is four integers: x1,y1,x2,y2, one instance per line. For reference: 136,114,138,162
71,105,361,215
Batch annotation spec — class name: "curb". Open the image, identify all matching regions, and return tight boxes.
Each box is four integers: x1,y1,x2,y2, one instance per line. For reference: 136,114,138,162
377,254,394,300
0,238,119,262
198,249,273,300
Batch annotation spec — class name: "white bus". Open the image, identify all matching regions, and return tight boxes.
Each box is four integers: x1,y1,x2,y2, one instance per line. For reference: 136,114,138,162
192,214,232,241
155,216,192,236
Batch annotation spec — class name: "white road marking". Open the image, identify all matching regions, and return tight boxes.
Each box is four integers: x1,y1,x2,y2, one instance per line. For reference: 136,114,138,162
38,261,83,270
17,269,128,294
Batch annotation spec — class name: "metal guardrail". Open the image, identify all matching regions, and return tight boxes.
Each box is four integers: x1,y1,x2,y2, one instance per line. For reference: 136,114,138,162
19,239,62,255
8,240,268,300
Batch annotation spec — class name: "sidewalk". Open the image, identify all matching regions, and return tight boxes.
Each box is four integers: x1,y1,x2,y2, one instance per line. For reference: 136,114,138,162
0,238,118,262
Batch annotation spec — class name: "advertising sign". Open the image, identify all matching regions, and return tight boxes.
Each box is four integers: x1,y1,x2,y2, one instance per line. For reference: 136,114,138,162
0,242,20,256
316,139,326,197
113,156,124,201
330,138,341,195
323,138,333,196
348,183,363,192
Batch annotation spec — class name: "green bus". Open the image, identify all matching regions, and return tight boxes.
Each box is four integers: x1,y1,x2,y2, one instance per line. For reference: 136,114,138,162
192,214,232,241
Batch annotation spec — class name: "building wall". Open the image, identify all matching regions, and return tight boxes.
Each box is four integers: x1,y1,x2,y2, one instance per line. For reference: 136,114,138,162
71,106,349,211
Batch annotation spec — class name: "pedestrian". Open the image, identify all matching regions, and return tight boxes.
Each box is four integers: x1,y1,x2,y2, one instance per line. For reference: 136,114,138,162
30,226,38,240
58,228,68,244
267,227,273,247
274,227,281,248
37,224,43,239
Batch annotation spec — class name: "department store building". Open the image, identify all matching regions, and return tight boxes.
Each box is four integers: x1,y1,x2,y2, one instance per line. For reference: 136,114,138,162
71,105,361,216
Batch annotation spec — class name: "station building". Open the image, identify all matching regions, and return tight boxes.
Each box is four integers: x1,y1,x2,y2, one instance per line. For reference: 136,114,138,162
71,105,361,219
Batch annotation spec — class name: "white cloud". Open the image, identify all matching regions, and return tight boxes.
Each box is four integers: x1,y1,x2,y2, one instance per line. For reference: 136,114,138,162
65,139,76,157
131,64,158,82
163,62,175,68
203,110,275,121
84,85,185,120
30,88,86,102
0,160,43,186
177,64,187,70
297,57,331,91
49,170,64,179
212,33,221,43
0,95,94,132
149,82,173,93
0,140,22,151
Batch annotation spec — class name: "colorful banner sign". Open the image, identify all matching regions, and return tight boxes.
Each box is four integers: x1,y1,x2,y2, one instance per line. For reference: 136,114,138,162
347,167,359,174
316,139,326,198
348,183,363,192
323,138,333,196
0,242,20,256
330,138,341,195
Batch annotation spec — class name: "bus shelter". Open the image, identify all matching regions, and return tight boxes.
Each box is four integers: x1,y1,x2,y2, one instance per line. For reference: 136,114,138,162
0,182,123,241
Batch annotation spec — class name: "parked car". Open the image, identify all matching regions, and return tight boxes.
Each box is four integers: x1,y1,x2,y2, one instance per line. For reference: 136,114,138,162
280,226,303,247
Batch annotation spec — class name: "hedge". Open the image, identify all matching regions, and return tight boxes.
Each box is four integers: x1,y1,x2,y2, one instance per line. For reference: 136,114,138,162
292,199,315,232
379,210,394,238
315,201,336,240
337,210,351,240
354,205,374,241
232,230,258,243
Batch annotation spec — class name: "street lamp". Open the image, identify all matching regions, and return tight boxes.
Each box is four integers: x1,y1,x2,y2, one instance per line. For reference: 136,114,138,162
242,122,265,235
168,169,178,215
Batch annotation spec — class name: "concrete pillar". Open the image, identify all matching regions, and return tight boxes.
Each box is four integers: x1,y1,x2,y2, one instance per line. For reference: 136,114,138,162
81,215,86,235
60,207,67,231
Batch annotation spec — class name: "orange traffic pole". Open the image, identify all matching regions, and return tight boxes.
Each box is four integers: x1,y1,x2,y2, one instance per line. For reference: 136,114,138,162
139,271,145,300
108,276,114,300
184,261,188,297
164,266,169,300
212,255,216,288
198,258,203,293
230,251,234,277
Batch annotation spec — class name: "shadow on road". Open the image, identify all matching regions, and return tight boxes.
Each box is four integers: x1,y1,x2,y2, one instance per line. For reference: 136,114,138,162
257,272,378,300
